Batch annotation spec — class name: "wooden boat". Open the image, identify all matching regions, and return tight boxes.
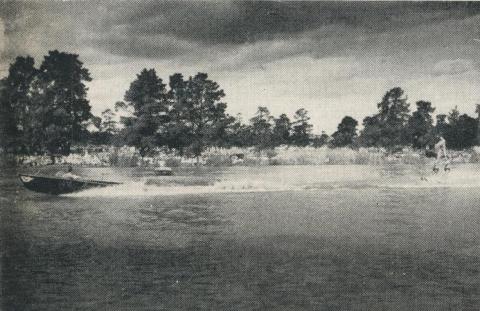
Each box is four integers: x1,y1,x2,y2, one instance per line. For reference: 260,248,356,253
18,174,122,195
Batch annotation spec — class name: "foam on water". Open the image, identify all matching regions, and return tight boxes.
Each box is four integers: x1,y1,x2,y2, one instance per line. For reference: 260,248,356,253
63,166,480,197
65,179,297,198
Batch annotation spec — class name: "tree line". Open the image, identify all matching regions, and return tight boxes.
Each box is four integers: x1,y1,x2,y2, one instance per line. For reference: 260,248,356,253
0,51,92,156
356,87,480,151
2,51,480,160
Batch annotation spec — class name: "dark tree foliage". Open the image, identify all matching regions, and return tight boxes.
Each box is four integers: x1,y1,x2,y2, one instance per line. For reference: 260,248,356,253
360,87,410,149
290,108,313,147
407,100,435,149
119,68,168,157
0,56,37,152
435,114,448,137
476,104,480,146
0,52,92,157
35,50,93,155
163,73,189,153
358,115,381,147
272,113,291,146
100,109,118,135
330,116,358,148
167,73,232,159
447,106,460,125
7,51,480,159
441,107,459,149
249,106,274,151
89,109,118,145
0,79,18,152
444,112,477,150
432,109,477,150
223,115,252,148
455,114,477,149
312,131,330,148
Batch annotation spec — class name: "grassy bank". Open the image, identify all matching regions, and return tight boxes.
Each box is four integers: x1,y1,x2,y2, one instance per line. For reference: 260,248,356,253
11,145,480,168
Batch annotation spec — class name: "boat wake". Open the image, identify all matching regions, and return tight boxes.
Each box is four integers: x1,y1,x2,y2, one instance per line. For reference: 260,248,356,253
64,179,296,197
63,171,480,198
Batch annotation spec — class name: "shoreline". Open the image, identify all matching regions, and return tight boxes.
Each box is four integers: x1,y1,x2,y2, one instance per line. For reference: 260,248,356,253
5,146,480,168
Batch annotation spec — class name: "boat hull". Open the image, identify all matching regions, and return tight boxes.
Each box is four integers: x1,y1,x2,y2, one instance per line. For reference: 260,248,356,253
19,174,121,195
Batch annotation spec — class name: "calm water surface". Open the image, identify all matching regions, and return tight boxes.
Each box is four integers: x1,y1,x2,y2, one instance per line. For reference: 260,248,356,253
1,165,479,310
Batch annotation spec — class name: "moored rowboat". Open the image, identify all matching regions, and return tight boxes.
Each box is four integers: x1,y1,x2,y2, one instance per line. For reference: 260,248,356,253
19,174,122,195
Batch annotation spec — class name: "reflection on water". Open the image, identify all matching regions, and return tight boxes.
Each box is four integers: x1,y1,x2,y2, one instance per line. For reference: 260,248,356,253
1,165,480,310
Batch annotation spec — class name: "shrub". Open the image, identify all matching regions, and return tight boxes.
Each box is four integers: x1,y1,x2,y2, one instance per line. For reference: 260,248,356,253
265,149,278,159
205,154,232,166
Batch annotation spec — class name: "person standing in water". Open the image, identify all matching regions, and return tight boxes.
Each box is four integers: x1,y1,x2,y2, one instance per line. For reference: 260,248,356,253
432,136,450,173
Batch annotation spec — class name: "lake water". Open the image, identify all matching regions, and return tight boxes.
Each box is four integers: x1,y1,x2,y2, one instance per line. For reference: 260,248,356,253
1,165,480,310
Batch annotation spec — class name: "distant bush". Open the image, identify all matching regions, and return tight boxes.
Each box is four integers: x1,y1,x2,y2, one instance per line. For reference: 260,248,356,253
268,158,281,166
13,144,480,168
106,148,140,167
470,147,480,163
205,154,232,167
265,149,278,159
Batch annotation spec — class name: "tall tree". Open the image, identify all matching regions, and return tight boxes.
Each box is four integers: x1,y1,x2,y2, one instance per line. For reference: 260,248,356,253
358,115,382,147
360,87,410,149
435,114,449,137
0,56,37,153
442,106,460,148
120,68,168,157
89,109,118,145
249,106,274,151
272,113,291,146
445,111,477,150
330,116,358,147
447,106,460,125
223,114,252,148
435,107,477,150
164,73,189,153
455,114,477,149
168,73,230,159
407,100,435,149
290,108,312,146
34,50,93,155
0,79,17,152
100,109,118,135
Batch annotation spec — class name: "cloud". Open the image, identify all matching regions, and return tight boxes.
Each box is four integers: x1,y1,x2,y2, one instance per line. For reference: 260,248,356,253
87,29,200,60
2,1,480,71
110,2,480,45
432,59,478,76
2,1,480,134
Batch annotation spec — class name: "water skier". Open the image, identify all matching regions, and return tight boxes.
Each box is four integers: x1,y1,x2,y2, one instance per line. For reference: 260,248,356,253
432,136,450,173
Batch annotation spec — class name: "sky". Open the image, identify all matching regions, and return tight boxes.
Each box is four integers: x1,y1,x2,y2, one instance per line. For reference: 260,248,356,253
1,1,480,133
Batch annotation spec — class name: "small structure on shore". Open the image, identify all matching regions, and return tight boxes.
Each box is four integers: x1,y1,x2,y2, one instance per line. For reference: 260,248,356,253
154,167,173,176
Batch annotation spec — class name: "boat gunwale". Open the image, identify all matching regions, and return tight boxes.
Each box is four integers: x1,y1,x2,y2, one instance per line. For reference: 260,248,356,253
18,174,122,185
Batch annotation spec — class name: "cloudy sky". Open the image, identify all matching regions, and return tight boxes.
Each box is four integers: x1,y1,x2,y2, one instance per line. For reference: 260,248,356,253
1,1,480,132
